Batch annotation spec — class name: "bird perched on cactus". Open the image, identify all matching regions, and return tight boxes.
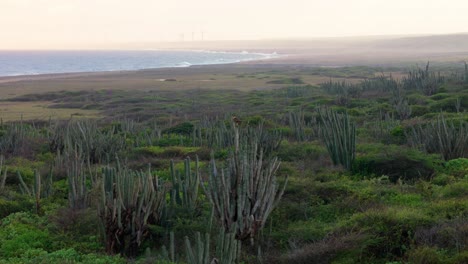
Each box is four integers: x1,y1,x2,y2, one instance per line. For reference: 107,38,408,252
232,116,241,126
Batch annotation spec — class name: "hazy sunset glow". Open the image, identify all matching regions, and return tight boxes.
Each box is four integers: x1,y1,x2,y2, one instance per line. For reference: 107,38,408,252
1,0,468,49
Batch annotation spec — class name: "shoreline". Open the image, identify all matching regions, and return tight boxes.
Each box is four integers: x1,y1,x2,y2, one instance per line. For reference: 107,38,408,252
0,50,283,84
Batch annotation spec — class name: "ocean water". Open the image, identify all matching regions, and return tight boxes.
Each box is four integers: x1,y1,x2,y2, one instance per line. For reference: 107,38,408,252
0,50,278,77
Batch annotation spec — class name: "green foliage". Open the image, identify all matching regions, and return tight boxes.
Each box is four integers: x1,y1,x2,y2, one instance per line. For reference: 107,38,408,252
407,246,447,264
443,158,468,177
136,146,200,158
0,248,127,264
276,141,327,162
163,122,194,136
0,212,51,258
0,193,34,219
342,207,434,259
1,64,468,263
353,143,442,182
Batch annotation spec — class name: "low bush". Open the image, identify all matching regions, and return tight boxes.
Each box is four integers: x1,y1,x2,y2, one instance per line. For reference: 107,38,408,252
353,144,442,183
340,207,434,259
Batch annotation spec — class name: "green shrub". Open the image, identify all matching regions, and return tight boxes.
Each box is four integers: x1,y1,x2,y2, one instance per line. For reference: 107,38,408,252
163,122,194,136
426,199,468,220
0,194,34,219
341,207,434,259
411,105,430,117
429,97,459,112
389,126,406,144
432,174,456,186
353,144,442,183
276,141,327,162
431,93,451,101
0,212,51,258
136,146,200,158
0,248,127,264
439,180,468,198
443,158,468,177
407,246,448,264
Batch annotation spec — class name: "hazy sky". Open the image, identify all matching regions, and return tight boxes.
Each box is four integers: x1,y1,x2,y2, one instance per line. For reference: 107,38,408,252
1,0,467,49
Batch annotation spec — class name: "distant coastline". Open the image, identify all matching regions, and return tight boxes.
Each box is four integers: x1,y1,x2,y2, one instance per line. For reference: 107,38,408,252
0,49,280,78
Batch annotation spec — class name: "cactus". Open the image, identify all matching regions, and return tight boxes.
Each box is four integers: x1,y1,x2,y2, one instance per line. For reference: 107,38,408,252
318,108,356,170
202,122,287,241
16,169,51,214
407,115,468,160
48,120,127,164
215,231,241,264
185,230,241,264
402,62,444,95
99,163,167,256
0,121,29,156
185,232,211,264
390,85,412,120
361,74,399,93
320,79,362,105
170,156,200,213
288,111,306,141
66,148,90,209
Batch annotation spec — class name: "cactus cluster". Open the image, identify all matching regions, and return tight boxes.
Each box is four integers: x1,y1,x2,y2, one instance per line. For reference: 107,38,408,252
318,108,356,171
48,120,128,164
66,148,90,209
202,123,287,241
17,169,52,214
185,230,241,264
99,163,167,256
361,75,399,93
170,157,200,213
407,116,468,160
0,121,35,156
390,85,412,120
402,62,445,96
288,111,306,141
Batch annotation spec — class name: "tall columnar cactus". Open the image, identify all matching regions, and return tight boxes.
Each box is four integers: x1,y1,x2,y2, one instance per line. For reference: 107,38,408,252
402,62,445,95
289,111,306,142
407,115,468,160
202,123,287,241
0,122,28,156
17,170,52,214
390,85,412,120
99,163,167,256
318,108,356,171
48,120,127,164
185,230,241,264
170,156,200,213
185,232,211,264
66,148,89,210
215,230,241,264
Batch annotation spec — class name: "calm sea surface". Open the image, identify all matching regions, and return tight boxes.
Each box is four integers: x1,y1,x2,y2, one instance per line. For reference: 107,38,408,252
0,50,277,77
